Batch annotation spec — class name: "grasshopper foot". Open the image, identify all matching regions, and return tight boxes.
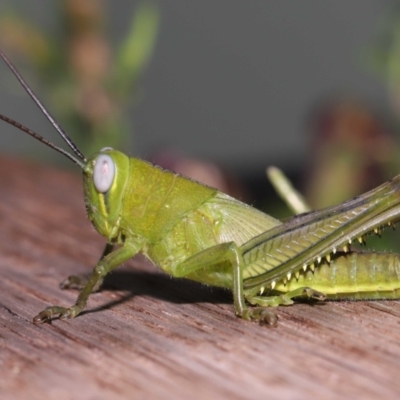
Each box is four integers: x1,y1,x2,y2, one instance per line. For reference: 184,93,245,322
60,274,103,292
60,275,88,290
301,287,326,301
240,307,278,326
33,305,82,324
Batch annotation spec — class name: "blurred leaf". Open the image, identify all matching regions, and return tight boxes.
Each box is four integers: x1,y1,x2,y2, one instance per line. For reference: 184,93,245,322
114,2,160,98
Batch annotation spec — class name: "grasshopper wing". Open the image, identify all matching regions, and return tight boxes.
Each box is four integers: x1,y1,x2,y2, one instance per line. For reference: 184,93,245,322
207,192,281,245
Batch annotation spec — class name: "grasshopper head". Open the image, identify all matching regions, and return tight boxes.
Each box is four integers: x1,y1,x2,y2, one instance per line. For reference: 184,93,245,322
83,148,130,241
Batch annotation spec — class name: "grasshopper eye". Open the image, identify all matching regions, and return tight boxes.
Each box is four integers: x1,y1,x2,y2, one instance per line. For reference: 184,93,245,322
93,154,115,193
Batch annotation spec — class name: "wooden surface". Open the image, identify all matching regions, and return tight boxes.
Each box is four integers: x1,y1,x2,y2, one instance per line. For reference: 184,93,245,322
1,156,400,400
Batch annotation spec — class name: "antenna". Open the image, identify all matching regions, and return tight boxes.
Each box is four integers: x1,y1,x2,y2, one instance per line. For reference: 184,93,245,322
0,50,86,163
0,114,85,168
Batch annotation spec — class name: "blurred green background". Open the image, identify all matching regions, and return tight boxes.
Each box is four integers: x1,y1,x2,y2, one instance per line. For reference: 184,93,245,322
1,0,400,226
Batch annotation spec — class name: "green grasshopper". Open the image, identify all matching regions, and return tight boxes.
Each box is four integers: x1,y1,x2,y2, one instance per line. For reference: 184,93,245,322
2,51,400,326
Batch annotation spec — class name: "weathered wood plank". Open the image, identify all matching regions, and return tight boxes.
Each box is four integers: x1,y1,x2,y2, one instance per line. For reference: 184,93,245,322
1,156,400,399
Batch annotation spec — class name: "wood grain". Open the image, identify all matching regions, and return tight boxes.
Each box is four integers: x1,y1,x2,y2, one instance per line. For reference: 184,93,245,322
1,156,400,400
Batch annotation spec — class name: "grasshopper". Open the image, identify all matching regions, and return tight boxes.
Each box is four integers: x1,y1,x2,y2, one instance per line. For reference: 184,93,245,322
1,51,400,326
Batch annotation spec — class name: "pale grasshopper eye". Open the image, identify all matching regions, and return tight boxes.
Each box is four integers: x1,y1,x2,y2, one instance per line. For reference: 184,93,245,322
93,154,115,193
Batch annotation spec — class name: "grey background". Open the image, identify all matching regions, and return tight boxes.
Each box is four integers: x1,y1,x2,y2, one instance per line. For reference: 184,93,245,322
0,0,393,174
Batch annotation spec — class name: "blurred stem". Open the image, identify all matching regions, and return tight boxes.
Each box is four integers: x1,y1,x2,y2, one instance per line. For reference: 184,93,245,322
267,166,310,214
